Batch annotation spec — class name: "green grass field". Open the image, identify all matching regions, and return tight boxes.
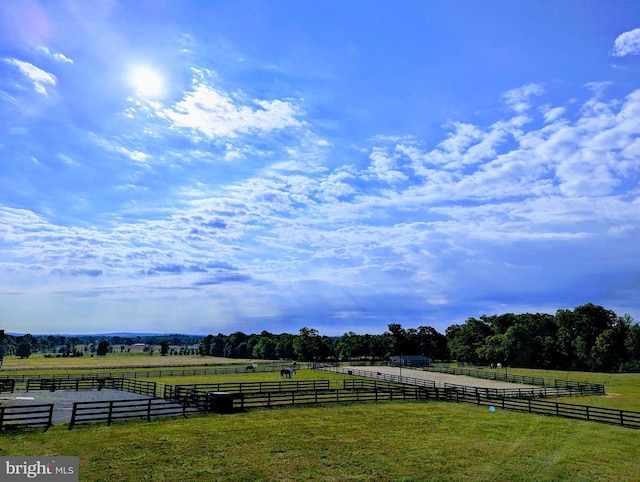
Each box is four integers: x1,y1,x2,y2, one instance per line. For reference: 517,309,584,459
2,401,638,481
2,363,639,481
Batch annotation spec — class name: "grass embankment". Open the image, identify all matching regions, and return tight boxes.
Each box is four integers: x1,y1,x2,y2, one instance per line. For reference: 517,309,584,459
1,402,638,481
507,368,640,412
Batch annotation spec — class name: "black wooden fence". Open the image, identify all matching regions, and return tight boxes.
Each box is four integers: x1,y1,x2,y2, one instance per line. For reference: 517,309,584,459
166,379,430,412
0,362,301,390
441,388,640,429
68,398,194,429
422,366,605,393
166,379,333,399
0,379,15,393
320,366,604,398
0,404,53,431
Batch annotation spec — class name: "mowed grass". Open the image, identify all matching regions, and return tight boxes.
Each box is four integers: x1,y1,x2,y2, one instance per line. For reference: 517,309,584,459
2,365,640,480
1,353,237,371
148,368,348,386
1,401,639,481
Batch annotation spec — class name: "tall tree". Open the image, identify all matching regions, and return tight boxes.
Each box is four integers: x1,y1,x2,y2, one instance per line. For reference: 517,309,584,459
96,340,110,356
159,340,171,356
17,340,32,359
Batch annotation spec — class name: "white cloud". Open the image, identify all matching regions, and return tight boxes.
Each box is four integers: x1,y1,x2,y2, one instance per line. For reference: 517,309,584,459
161,80,302,139
3,58,56,95
35,46,74,64
368,147,408,184
502,83,544,113
612,28,640,57
540,105,566,123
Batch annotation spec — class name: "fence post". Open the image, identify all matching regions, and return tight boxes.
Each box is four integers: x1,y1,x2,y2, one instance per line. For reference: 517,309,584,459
107,401,114,426
620,411,624,427
0,406,4,431
147,399,152,422
69,404,77,430
47,405,53,429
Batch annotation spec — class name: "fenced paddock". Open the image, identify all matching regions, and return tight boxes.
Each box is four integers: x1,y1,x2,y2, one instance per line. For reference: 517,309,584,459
0,404,53,430
68,397,198,429
324,365,605,397
0,362,303,390
1,376,196,429
167,379,430,412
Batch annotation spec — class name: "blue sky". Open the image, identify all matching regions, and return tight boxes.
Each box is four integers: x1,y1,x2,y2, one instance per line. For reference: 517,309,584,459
1,1,639,336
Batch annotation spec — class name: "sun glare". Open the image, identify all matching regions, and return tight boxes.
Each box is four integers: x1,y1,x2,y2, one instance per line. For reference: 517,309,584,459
129,65,164,97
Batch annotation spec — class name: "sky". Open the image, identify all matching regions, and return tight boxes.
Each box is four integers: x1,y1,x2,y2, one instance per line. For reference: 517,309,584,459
1,1,639,336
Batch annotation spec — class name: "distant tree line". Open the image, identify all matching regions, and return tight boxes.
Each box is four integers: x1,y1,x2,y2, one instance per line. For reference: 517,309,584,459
0,334,202,360
446,303,640,372
197,303,639,371
1,304,638,372
197,325,449,362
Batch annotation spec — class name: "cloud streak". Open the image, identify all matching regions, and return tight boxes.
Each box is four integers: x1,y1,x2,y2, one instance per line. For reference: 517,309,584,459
3,58,56,95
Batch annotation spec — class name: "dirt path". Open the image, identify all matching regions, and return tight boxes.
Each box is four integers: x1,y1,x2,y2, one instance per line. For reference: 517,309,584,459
341,366,539,390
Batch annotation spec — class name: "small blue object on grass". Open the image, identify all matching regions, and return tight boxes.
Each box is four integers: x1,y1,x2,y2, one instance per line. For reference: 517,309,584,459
489,406,496,412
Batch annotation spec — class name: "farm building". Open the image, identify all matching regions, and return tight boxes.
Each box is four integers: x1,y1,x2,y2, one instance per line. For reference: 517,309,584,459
391,355,430,367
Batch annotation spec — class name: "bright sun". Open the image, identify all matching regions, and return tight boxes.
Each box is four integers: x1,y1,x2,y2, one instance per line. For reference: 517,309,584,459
129,65,164,97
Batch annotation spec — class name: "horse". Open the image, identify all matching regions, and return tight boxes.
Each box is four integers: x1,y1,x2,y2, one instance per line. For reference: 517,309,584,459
245,365,254,372
280,368,291,378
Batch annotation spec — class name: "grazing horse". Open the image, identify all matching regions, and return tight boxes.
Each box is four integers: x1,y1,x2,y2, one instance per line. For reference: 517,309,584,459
280,368,291,378
245,365,254,372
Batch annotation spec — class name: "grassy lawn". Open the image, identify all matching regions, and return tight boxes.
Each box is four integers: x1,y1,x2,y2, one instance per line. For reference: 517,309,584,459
0,353,244,371
1,401,638,481
148,368,348,386
2,364,639,480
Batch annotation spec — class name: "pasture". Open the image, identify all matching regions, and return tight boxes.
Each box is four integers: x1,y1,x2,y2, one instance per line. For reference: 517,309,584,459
1,361,639,481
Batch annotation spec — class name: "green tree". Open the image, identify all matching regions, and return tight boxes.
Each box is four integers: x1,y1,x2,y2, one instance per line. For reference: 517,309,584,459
200,334,214,356
446,317,491,363
293,327,323,361
253,337,277,359
96,340,110,356
159,340,171,356
275,334,295,359
17,340,32,359
387,323,408,355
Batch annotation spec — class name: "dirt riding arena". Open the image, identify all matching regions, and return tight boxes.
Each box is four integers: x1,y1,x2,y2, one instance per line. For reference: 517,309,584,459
342,366,539,390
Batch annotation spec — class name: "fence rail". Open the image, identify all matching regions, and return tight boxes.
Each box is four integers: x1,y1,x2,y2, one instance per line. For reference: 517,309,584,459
319,365,604,397
0,404,53,431
168,379,332,399
324,367,437,389
0,362,304,389
0,379,15,393
68,398,193,429
443,389,640,429
422,366,605,393
168,380,430,412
